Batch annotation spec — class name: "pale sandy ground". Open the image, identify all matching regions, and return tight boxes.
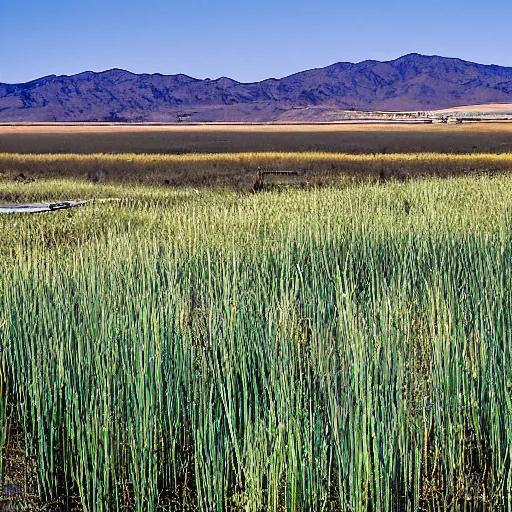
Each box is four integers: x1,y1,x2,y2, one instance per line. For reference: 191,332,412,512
1,122,512,135
0,123,435,135
434,103,512,114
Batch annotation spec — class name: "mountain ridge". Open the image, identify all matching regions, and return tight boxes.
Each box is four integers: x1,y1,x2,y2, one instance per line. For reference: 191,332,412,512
2,54,512,122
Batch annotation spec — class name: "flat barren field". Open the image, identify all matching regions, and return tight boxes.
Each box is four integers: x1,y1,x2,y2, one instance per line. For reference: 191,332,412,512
1,122,512,154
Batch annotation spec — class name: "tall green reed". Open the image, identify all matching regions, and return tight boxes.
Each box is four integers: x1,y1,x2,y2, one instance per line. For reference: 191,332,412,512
1,176,512,510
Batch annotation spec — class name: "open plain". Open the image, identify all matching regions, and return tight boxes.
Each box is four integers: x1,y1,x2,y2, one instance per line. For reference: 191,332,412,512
1,123,512,188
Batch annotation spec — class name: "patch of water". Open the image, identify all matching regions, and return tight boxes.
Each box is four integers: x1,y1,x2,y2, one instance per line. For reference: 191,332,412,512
0,201,90,214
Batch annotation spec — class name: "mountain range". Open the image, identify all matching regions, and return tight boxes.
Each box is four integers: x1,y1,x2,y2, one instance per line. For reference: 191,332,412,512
2,53,512,122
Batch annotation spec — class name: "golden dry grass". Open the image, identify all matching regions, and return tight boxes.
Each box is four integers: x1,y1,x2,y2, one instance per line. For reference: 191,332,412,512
1,151,512,188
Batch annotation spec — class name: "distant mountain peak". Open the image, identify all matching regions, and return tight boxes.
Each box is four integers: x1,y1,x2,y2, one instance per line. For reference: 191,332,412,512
1,54,512,122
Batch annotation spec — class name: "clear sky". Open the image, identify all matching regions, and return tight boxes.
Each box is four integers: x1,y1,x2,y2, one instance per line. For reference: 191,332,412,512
2,0,511,84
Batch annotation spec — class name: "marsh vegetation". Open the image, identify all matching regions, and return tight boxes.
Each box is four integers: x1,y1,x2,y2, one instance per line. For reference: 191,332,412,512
1,176,512,509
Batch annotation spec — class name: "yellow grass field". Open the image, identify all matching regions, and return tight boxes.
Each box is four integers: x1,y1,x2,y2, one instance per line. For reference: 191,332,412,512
1,151,512,189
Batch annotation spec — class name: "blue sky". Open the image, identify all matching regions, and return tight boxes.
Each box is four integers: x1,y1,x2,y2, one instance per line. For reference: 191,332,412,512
2,0,511,84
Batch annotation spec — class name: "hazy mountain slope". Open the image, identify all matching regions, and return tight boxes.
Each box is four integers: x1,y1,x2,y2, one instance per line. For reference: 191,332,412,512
1,54,512,122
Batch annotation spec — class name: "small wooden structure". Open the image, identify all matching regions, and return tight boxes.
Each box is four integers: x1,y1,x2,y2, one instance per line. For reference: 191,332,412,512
252,167,299,192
